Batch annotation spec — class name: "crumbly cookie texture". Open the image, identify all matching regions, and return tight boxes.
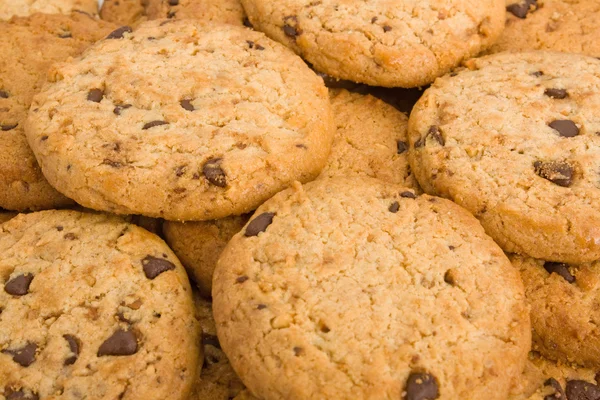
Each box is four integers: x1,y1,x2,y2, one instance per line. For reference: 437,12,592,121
408,51,600,264
0,0,97,20
0,210,200,399
509,352,599,400
511,255,600,369
163,215,250,298
0,13,116,211
213,177,530,400
100,0,245,27
489,0,600,56
26,20,334,221
241,0,506,87
320,89,420,189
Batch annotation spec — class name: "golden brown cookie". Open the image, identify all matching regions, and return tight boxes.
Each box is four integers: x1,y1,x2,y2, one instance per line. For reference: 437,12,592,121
0,0,98,20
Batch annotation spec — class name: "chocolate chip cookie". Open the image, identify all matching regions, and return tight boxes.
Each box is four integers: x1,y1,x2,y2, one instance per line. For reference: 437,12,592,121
0,210,200,399
241,0,506,87
0,13,116,211
213,177,530,399
408,51,600,264
489,0,600,57
0,0,98,20
26,20,334,221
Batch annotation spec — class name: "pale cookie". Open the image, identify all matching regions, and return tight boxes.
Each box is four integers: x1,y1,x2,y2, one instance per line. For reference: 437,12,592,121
0,13,117,211
320,89,420,189
213,177,530,400
511,255,600,369
408,51,600,264
0,0,97,20
163,215,250,298
489,0,600,56
241,0,506,87
26,20,334,221
0,210,200,400
510,352,599,400
100,0,245,27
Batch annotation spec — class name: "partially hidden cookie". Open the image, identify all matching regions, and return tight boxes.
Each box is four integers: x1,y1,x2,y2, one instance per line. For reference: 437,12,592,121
213,177,531,399
163,214,250,298
489,0,600,57
408,51,600,264
0,210,200,399
0,13,117,211
0,0,98,20
241,0,506,87
26,20,334,221
320,88,420,189
100,0,245,27
511,255,600,369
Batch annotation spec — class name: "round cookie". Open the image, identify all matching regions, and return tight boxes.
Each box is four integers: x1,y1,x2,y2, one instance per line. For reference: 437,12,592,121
100,0,245,27
0,13,117,211
0,210,200,399
26,20,334,221
408,51,600,264
320,88,420,189
163,215,250,298
213,177,531,399
240,0,506,88
489,0,600,57
0,0,97,20
511,255,600,368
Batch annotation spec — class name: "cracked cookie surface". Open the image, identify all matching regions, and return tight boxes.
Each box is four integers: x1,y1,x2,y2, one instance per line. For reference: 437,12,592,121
489,0,600,56
25,20,334,221
241,0,505,87
408,51,600,264
213,177,530,400
0,210,200,400
0,13,116,211
0,0,98,20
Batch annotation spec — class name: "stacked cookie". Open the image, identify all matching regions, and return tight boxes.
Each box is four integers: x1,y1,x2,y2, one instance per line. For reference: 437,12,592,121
1,0,600,399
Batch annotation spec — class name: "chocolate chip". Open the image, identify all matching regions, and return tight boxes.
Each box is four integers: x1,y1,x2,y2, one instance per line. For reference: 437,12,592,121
534,160,574,187
565,380,600,400
2,342,37,367
400,191,417,199
257,304,267,310
371,16,378,23
293,346,303,356
97,329,138,356
544,88,568,99
202,158,227,187
444,270,456,285
141,255,175,279
1,123,18,131
543,378,565,400
243,17,253,28
4,273,34,296
142,120,168,130
397,141,408,154
4,388,39,400
236,275,249,283
383,25,392,32
168,0,178,4
180,99,194,111
531,71,544,77
63,232,77,240
405,372,440,400
296,144,307,149
415,125,445,148
245,212,275,237
283,16,301,37
0,90,8,98
113,104,131,115
544,262,575,283
389,201,400,213
87,88,103,102
41,135,48,141
106,26,132,39
63,334,80,365
507,0,538,18
56,225,63,231
102,159,123,168
549,120,579,137
247,40,255,48
256,44,265,50
202,333,221,349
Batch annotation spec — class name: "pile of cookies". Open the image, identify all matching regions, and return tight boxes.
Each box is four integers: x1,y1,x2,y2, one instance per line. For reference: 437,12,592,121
1,0,599,399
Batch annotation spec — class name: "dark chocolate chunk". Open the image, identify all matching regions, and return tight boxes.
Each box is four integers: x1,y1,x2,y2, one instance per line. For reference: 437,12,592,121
544,88,568,99
531,71,544,77
383,25,392,32
389,201,400,213
444,270,456,285
534,160,574,187
507,0,538,18
141,255,176,279
245,212,275,237
202,334,221,349
0,90,8,98
283,16,301,37
543,378,565,400
1,123,18,131
397,140,408,154
4,273,34,296
113,104,131,115
106,26,132,39
405,372,440,400
63,334,80,365
97,329,138,356
4,387,39,400
236,275,249,284
180,99,194,111
168,0,178,4
549,120,579,137
87,88,104,103
565,380,600,400
202,158,227,187
293,346,303,356
400,191,417,199
142,120,168,130
2,342,37,367
544,262,575,283
415,125,445,148
257,304,267,310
